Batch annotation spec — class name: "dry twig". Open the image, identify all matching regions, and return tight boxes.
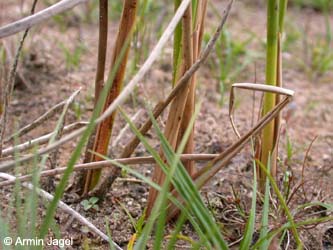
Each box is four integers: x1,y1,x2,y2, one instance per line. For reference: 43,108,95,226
1,122,88,157
0,154,218,187
5,100,67,143
46,89,81,189
0,0,89,38
0,0,38,157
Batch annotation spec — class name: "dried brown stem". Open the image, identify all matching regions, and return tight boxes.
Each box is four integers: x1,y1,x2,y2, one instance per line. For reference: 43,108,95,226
95,0,108,102
0,0,89,38
0,0,38,157
1,122,87,157
177,0,208,176
5,100,66,143
0,154,218,187
79,0,109,193
82,0,138,194
147,4,194,215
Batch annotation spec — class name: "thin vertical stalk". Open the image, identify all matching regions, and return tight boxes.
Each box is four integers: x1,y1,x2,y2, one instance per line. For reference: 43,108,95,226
324,0,332,45
0,0,38,157
272,0,288,185
259,0,279,190
177,0,207,176
95,0,108,103
259,0,289,192
147,4,193,216
279,0,288,34
83,0,137,194
173,0,182,86
79,0,108,192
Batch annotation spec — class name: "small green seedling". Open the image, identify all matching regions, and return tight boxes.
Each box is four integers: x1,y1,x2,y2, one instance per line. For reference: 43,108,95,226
59,42,86,70
81,197,99,211
118,201,145,237
286,133,294,165
71,101,83,120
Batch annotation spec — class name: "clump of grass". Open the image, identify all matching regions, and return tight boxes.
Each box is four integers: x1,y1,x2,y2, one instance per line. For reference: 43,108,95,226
288,0,333,81
302,7,333,81
101,106,330,249
146,0,208,216
146,2,194,215
59,42,86,70
207,3,259,106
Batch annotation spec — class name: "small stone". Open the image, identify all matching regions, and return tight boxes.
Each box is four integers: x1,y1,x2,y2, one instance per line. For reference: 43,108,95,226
323,154,330,161
141,198,147,203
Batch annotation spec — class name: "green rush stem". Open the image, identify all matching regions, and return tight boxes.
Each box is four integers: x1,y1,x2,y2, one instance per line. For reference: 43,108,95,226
260,0,279,187
279,0,288,33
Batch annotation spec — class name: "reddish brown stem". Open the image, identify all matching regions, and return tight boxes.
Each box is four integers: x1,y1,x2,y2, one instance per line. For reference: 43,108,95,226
177,0,207,176
146,4,193,216
79,0,108,194
95,0,108,103
83,0,137,194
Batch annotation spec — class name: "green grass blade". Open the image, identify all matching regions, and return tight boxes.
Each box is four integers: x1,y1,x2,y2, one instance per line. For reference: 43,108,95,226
150,108,229,249
192,0,198,26
152,194,167,250
259,155,271,250
153,101,200,249
116,108,212,249
166,211,188,250
13,136,25,243
260,0,279,188
279,0,288,33
0,208,10,250
253,215,333,249
25,150,40,240
239,157,257,249
118,201,138,233
117,108,208,250
256,160,302,248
